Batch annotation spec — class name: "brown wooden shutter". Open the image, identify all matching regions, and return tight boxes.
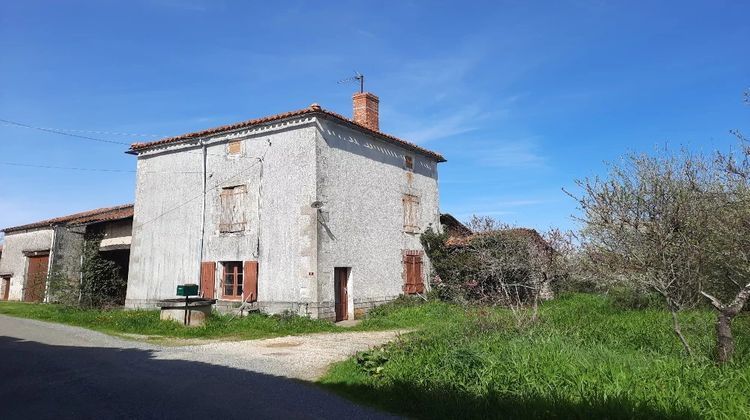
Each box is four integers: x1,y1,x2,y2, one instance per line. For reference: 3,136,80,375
200,261,216,299
403,255,414,294
414,255,424,293
403,253,424,294
244,260,258,302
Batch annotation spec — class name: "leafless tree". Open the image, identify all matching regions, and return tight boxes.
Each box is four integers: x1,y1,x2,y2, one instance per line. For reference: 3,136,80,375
568,133,750,362
695,134,750,363
566,149,710,357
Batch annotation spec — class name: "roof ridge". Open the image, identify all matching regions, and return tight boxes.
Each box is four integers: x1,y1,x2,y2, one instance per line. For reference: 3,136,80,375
129,105,446,162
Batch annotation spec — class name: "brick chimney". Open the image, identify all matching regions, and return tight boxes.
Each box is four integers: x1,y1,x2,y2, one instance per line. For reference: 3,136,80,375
352,92,379,131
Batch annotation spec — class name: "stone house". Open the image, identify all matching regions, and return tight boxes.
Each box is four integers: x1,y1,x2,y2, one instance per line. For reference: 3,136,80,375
0,205,134,302
125,92,446,320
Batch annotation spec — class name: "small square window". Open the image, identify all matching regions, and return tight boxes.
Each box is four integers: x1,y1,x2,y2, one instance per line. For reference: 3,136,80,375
404,155,414,170
227,140,242,155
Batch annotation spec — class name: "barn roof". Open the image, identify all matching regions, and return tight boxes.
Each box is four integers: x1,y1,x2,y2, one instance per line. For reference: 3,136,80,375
2,204,134,234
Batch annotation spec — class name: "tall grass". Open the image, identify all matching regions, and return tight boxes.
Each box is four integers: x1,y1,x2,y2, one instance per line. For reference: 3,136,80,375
321,294,750,419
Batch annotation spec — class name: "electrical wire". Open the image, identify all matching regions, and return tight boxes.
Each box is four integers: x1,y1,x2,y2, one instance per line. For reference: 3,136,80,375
0,118,131,145
0,161,205,174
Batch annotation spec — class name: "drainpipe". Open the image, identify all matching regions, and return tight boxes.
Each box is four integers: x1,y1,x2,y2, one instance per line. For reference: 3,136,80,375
198,139,207,285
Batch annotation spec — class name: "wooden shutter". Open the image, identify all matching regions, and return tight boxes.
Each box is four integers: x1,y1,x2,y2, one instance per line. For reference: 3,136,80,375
200,261,216,299
403,253,424,294
414,255,424,293
243,260,258,302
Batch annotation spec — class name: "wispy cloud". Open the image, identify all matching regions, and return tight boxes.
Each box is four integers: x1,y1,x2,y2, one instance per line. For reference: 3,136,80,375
474,138,548,168
396,106,498,144
449,198,547,221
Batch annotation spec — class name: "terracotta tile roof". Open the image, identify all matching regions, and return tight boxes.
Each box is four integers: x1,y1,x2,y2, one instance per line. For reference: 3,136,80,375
3,204,134,233
129,104,447,162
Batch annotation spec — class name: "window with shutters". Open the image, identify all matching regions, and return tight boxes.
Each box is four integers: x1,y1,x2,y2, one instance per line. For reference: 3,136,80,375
403,251,424,294
222,261,243,299
227,140,242,155
402,194,420,233
219,185,246,233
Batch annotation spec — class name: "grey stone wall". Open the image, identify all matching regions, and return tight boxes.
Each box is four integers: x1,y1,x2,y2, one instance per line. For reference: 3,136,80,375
314,118,441,320
50,225,85,284
126,118,319,309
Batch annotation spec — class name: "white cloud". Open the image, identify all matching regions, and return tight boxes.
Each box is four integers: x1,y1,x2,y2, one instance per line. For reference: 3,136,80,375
475,139,548,168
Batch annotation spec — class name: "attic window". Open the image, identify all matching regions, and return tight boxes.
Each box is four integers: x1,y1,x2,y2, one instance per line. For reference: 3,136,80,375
227,140,242,155
219,185,247,233
404,155,414,170
402,194,420,233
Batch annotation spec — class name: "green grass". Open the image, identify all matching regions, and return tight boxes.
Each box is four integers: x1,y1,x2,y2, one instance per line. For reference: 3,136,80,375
0,301,341,341
320,294,750,419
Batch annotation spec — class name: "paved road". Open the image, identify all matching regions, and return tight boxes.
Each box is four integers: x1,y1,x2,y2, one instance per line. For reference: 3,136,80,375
0,315,396,420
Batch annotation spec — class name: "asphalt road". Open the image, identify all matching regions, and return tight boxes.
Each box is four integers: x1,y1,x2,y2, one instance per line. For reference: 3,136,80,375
0,315,395,420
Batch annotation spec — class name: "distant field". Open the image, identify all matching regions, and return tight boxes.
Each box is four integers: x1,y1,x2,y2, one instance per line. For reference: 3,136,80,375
320,294,750,419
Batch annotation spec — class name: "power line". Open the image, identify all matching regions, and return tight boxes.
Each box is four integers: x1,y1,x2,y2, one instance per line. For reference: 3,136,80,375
0,161,134,172
0,118,131,145
0,161,205,174
0,123,163,138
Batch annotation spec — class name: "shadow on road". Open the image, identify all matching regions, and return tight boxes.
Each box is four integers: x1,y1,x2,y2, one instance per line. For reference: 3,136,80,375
0,336,393,420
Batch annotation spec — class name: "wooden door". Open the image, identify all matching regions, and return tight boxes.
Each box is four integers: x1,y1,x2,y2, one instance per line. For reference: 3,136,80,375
1,277,10,300
24,254,49,302
334,268,349,322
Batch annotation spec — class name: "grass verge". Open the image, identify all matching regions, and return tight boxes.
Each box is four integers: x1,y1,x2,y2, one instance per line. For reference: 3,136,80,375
319,294,750,419
0,301,342,341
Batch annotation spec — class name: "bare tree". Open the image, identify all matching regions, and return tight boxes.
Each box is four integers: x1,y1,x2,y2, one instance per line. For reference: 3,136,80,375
695,136,750,363
566,149,710,357
568,134,750,362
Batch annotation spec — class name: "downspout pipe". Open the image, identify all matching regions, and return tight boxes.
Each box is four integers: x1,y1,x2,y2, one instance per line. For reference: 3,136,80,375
198,139,207,287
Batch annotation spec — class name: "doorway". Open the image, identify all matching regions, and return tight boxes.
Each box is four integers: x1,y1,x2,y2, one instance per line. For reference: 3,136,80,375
334,267,350,322
24,254,49,302
1,276,10,300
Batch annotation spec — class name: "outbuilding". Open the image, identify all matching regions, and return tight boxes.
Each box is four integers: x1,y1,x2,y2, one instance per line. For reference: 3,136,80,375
0,204,133,302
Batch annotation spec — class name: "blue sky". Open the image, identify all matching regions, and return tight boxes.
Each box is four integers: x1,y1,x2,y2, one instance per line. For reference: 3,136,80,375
1,0,748,238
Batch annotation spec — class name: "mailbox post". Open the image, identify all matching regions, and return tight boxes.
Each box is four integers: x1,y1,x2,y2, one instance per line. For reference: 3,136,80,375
176,284,199,325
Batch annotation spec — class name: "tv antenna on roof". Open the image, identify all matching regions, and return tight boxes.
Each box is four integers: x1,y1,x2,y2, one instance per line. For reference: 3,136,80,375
337,71,364,93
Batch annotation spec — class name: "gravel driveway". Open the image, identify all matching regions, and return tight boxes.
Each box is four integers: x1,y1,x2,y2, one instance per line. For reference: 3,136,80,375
0,314,406,380
0,314,402,419
161,330,406,380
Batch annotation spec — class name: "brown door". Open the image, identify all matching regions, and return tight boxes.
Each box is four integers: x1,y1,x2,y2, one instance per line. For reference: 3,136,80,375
334,268,349,322
24,254,49,302
1,277,10,300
